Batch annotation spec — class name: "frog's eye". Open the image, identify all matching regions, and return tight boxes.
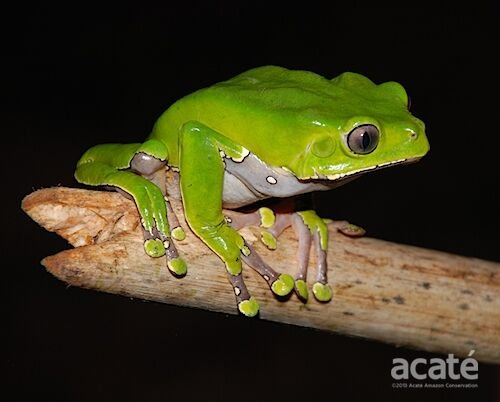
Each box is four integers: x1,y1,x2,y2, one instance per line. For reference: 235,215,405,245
347,124,379,154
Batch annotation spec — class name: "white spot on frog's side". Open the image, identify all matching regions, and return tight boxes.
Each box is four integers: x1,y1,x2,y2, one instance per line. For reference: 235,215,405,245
163,240,170,249
234,287,241,296
266,176,277,185
263,275,270,281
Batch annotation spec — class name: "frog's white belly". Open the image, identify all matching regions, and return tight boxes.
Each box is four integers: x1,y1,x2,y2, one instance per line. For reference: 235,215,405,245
222,152,331,209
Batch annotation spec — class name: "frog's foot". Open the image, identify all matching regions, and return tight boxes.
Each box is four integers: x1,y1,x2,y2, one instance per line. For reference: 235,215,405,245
227,208,331,302
142,227,186,276
250,209,334,303
130,151,187,276
226,207,292,251
225,209,294,298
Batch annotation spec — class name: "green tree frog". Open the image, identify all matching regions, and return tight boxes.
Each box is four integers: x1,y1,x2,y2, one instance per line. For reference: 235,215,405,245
75,66,429,317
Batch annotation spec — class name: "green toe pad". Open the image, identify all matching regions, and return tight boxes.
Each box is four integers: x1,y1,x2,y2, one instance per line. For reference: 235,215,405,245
238,297,260,317
167,257,187,276
295,279,309,301
144,238,166,258
271,273,295,296
259,207,275,228
261,231,277,250
312,282,333,302
171,227,186,241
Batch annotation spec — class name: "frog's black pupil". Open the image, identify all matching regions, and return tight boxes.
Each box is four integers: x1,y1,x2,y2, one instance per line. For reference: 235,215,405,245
361,131,371,149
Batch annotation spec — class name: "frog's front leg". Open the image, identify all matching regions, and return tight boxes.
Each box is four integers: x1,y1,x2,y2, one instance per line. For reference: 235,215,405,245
75,140,187,275
179,122,294,317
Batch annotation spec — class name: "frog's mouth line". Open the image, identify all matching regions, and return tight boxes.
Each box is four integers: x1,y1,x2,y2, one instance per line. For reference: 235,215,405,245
302,156,422,183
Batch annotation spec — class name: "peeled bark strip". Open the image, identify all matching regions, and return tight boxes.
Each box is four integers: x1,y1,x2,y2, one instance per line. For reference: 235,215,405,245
22,172,500,364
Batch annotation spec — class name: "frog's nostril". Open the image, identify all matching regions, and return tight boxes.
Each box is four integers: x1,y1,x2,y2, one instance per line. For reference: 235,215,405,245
408,130,418,141
311,136,336,158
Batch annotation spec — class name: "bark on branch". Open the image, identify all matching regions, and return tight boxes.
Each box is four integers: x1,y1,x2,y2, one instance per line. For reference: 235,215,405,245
22,171,500,364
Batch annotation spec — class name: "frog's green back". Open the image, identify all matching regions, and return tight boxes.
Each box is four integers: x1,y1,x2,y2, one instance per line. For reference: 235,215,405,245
150,65,421,171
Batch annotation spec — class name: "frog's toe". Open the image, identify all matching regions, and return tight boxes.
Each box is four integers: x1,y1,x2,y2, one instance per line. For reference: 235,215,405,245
271,273,295,296
238,296,260,317
171,226,186,241
259,207,276,228
146,228,187,276
167,257,187,276
294,279,309,302
260,231,277,250
144,238,166,258
329,220,366,237
312,282,333,302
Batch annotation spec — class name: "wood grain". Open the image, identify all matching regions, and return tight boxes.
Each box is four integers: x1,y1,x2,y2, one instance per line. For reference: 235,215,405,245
22,171,500,364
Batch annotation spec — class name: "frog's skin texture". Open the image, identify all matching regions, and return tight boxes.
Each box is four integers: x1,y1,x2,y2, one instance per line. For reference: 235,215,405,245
75,66,429,316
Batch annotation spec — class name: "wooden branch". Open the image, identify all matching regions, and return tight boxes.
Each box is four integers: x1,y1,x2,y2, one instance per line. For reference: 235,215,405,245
22,171,500,364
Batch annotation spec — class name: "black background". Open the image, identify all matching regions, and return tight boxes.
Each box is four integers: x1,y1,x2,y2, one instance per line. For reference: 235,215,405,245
6,2,499,401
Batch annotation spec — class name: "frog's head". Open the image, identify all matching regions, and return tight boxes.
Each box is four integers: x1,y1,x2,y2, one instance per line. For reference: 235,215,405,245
290,72,429,182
